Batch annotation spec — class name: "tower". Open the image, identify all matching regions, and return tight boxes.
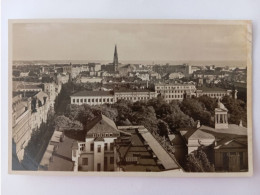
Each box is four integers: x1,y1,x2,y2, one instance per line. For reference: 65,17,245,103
113,45,118,72
215,99,228,129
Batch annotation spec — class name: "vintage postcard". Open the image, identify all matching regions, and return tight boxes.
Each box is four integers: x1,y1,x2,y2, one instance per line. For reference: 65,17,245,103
9,19,252,177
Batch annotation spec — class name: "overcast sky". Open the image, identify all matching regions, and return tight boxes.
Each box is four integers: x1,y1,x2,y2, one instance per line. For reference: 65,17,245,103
12,21,248,63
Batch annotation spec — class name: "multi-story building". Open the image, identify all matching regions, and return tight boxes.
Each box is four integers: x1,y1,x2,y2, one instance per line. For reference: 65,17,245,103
12,95,32,161
70,91,115,106
70,88,156,106
114,89,156,102
155,83,196,102
72,115,120,172
16,84,42,92
56,73,69,84
43,82,58,107
30,91,50,130
195,87,235,99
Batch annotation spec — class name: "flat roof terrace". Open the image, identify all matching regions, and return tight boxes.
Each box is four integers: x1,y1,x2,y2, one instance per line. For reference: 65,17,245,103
47,135,74,171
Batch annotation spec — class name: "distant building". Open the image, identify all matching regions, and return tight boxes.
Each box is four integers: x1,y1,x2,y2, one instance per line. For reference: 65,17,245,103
195,87,235,99
72,115,120,171
70,91,115,106
43,82,58,108
114,89,156,102
16,84,42,92
113,45,119,72
80,76,102,83
56,73,69,84
155,83,196,102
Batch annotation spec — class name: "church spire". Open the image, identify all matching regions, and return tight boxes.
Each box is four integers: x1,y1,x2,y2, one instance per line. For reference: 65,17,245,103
113,44,118,72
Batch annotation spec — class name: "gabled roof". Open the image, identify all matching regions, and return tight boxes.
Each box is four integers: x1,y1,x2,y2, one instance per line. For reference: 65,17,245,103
86,115,119,137
214,139,247,149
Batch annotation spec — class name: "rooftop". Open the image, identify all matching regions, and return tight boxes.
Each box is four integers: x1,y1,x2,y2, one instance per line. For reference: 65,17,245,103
138,128,181,170
71,90,114,97
86,115,119,138
197,87,228,92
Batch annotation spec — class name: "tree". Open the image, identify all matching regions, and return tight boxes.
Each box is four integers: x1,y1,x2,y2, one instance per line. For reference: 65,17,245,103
157,119,170,137
185,147,215,172
180,98,213,126
221,95,247,126
197,95,218,115
92,105,118,122
55,115,82,130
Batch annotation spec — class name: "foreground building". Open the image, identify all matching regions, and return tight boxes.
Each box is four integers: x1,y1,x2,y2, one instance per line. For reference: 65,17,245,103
71,115,183,172
12,95,32,161
179,100,247,172
72,115,120,171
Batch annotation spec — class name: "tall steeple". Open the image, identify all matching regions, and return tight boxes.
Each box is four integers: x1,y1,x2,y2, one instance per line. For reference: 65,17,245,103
113,44,118,72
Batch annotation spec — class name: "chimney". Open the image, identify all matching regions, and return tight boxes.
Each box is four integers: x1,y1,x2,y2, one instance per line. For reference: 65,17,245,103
197,120,201,128
239,120,243,127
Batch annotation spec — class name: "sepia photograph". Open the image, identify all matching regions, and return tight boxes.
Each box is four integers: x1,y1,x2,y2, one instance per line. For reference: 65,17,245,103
9,19,252,176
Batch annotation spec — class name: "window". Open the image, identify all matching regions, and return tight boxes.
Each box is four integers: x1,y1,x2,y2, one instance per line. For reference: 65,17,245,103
96,98,98,102
99,98,102,102
90,143,94,151
84,99,87,102
82,158,88,165
98,145,101,153
104,157,108,171
73,99,75,103
110,157,114,164
77,99,79,103
88,99,90,102
92,99,94,102
110,143,114,151
97,163,101,171
104,143,108,151
80,99,83,103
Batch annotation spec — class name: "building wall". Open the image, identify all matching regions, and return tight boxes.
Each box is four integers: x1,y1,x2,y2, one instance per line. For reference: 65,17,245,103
155,84,196,102
114,91,156,102
75,137,117,172
71,95,115,105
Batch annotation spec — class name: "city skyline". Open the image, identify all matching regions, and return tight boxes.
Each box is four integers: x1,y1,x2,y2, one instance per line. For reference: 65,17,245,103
13,22,247,65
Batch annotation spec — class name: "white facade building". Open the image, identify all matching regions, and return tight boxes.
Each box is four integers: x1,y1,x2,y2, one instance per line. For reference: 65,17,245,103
155,83,196,102
70,91,115,106
72,115,120,172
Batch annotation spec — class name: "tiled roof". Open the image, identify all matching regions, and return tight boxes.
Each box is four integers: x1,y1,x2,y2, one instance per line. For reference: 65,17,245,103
71,90,114,97
114,88,153,93
86,115,119,137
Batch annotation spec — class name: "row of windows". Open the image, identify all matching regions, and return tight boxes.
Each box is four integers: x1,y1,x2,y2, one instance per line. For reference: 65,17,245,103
157,90,186,93
200,93,225,97
164,94,183,99
93,133,114,138
156,86,194,90
72,98,114,103
81,156,114,166
116,96,150,101
80,143,114,152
